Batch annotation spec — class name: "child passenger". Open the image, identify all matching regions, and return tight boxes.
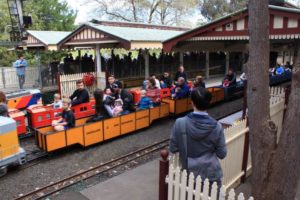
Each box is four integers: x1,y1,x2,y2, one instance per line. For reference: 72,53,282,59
52,93,62,109
52,98,75,131
138,90,153,110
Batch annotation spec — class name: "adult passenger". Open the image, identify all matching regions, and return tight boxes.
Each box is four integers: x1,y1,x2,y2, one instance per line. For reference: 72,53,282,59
107,75,122,90
222,68,236,87
193,75,206,89
0,91,8,117
14,55,28,89
150,74,161,89
87,89,110,123
146,78,161,106
174,66,187,82
69,80,90,106
113,86,135,114
169,87,227,189
171,77,190,100
161,72,173,88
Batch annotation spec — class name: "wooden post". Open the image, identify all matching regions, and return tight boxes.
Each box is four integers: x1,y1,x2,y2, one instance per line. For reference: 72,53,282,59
225,52,230,75
205,52,209,79
159,149,169,200
179,52,184,65
143,49,149,79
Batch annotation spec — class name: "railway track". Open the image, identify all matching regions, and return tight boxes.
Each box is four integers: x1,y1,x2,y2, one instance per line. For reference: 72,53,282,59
15,139,170,200
15,106,243,200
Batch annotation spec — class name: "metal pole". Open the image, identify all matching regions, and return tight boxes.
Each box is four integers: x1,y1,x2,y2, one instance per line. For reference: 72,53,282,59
38,50,42,88
205,51,210,79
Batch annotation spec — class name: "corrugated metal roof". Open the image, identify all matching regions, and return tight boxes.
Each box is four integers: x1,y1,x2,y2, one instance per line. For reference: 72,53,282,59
164,5,300,43
27,30,71,45
86,22,184,42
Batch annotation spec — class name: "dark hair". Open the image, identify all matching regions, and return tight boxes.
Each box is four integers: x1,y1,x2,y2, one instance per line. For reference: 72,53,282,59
104,87,111,94
148,78,156,87
108,74,115,79
150,74,155,77
190,87,212,110
0,91,6,103
94,89,105,114
76,80,83,84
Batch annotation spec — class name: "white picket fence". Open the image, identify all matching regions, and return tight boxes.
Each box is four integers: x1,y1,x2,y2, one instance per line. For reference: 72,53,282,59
167,87,286,199
166,165,254,200
59,72,98,98
0,67,39,89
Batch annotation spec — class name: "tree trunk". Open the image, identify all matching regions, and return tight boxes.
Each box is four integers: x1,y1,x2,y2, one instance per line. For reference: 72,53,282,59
263,46,300,200
247,1,277,199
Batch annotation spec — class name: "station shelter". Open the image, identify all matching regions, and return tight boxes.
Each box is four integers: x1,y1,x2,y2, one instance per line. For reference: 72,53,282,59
25,30,70,50
163,5,300,79
57,20,188,88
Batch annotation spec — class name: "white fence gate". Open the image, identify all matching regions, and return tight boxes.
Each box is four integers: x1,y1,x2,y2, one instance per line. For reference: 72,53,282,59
59,73,98,98
0,67,39,89
167,87,286,199
166,165,254,200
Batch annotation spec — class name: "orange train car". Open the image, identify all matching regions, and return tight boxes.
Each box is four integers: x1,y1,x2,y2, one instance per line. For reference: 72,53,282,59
27,100,96,129
35,103,170,152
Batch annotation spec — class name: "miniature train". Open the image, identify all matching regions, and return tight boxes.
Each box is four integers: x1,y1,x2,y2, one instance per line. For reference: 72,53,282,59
1,74,291,175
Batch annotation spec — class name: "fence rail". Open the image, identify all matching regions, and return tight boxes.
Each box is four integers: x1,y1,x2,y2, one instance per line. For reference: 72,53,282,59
166,165,254,200
166,87,286,200
0,67,39,89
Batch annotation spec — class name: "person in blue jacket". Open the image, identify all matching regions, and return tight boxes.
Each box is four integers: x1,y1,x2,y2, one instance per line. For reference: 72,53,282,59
169,87,227,189
171,77,190,99
138,90,153,110
14,55,28,89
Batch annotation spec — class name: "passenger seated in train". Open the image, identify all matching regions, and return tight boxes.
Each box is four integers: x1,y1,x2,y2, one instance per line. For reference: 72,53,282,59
0,91,8,117
146,78,161,106
69,80,90,106
174,66,187,82
107,74,122,90
52,98,75,131
222,68,237,87
160,72,173,88
138,90,153,110
111,99,124,117
285,61,293,71
142,79,149,90
275,65,285,75
113,86,136,114
52,93,62,109
150,74,161,89
171,77,190,100
193,75,206,89
86,89,110,123
269,67,276,76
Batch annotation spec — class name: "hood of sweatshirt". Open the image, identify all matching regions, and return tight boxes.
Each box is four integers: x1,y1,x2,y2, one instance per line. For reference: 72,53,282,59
185,112,218,140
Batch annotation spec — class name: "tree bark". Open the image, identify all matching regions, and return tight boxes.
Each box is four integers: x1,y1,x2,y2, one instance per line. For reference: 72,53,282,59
263,46,300,200
247,1,277,199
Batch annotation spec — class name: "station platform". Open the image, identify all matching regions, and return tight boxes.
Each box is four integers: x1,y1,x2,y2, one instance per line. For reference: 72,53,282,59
58,155,300,200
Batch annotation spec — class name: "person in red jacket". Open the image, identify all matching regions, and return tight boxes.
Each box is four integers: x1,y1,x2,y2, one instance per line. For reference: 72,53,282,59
146,78,161,106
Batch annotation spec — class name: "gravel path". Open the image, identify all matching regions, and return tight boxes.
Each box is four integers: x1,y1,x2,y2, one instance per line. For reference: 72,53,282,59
0,98,243,200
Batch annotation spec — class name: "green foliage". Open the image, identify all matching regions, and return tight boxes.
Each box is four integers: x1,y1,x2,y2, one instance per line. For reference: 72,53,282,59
24,0,77,31
199,0,248,21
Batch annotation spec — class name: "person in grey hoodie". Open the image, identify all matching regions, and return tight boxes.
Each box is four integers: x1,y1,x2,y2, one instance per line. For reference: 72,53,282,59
169,87,227,188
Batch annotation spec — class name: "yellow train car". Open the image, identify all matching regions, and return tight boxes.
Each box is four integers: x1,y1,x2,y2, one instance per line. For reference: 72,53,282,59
35,103,170,153
0,117,26,175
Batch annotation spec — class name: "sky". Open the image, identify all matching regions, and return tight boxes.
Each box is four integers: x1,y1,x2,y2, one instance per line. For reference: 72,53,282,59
64,0,300,27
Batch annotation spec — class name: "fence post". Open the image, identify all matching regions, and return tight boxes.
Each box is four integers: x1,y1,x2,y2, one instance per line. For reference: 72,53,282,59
159,149,169,200
241,119,249,183
1,68,6,88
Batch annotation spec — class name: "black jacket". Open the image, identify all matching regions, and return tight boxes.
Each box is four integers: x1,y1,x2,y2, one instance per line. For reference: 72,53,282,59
162,77,173,88
120,89,135,112
174,71,187,82
69,89,90,106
